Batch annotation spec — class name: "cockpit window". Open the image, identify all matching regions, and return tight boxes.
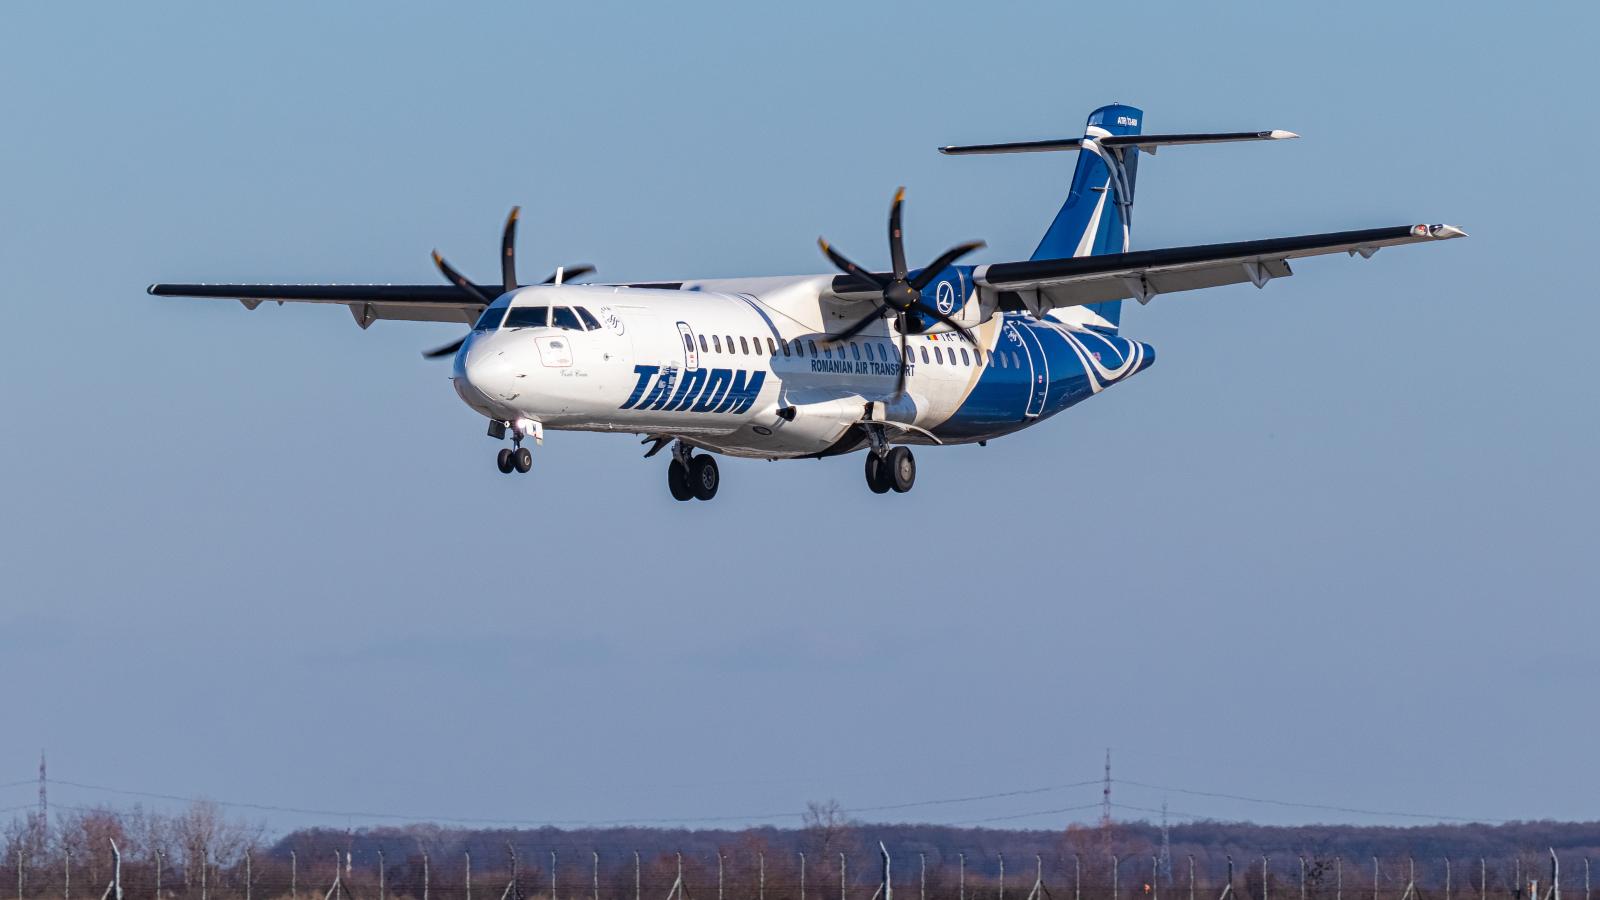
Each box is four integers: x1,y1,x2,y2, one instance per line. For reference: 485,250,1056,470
473,305,508,331
552,307,583,331
503,306,550,329
577,307,602,331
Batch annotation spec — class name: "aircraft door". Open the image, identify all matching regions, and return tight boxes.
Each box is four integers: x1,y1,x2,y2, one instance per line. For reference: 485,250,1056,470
1007,321,1049,417
676,322,700,371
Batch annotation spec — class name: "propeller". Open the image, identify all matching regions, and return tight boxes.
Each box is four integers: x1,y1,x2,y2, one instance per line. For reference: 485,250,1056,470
817,187,984,397
422,206,595,359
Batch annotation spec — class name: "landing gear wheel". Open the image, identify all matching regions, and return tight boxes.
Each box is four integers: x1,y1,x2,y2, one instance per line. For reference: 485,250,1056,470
689,454,720,501
667,459,694,501
865,452,893,494
886,446,916,493
496,448,515,474
513,447,533,473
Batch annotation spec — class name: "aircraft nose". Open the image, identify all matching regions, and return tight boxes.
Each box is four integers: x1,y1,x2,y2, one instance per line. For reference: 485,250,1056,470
454,341,524,405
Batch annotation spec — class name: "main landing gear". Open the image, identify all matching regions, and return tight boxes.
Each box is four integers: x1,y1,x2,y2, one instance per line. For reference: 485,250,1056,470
667,440,719,501
863,426,915,495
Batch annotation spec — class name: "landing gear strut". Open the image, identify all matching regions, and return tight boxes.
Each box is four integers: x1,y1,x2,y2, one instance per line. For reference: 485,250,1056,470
667,441,719,501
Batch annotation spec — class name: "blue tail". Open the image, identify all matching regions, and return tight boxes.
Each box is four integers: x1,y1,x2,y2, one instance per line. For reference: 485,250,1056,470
1030,103,1144,331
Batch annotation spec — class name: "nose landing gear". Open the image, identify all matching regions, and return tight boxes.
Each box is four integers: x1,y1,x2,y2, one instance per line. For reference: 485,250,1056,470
493,422,536,475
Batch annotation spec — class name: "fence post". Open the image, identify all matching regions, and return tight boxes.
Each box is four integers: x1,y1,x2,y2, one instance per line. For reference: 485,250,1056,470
1373,859,1378,900
1445,861,1450,900
1154,856,1160,900
64,848,70,900
881,843,892,900
1263,858,1269,900
1300,858,1306,900
1114,856,1121,900
634,852,640,900
920,855,926,900
1000,854,1006,900
553,851,558,900
1480,860,1485,900
1188,857,1194,900
594,852,600,900
246,850,254,900
959,855,965,900
1336,859,1341,900
155,851,164,900
379,850,386,900
105,839,124,900
801,854,807,900
424,854,430,900
201,847,209,900
1077,856,1082,900
719,854,725,900
466,852,473,900
762,854,767,900
841,853,847,900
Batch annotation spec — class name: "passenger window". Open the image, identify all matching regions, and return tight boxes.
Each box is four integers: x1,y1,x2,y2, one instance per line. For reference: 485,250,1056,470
727,335,735,354
503,306,549,329
739,336,750,355
919,346,930,364
807,339,819,357
935,346,946,364
753,337,763,356
781,339,791,357
577,307,602,331
850,343,861,361
767,337,777,356
473,305,508,332
683,333,694,352
1011,351,1021,368
960,348,971,366
712,334,722,353
698,334,708,353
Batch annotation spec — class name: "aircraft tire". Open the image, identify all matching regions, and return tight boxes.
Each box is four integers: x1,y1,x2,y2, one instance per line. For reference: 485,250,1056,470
865,452,892,494
887,447,916,493
689,454,720,501
667,460,694,501
513,447,533,473
496,448,516,474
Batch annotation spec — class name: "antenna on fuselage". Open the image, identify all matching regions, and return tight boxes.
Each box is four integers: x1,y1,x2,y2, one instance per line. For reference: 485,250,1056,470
554,266,565,285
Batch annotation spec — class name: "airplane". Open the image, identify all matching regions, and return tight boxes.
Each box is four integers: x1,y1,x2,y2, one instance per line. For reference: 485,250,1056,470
149,103,1464,501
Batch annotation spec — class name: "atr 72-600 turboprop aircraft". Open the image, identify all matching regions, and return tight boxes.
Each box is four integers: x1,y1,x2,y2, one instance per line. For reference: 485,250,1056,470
151,104,1464,501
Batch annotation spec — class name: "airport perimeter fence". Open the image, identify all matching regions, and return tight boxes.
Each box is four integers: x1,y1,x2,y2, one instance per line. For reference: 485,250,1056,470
3,847,1591,900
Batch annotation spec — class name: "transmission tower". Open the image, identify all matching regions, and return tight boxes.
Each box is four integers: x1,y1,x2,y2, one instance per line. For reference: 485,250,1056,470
1158,801,1172,884
37,752,47,824
1100,749,1113,847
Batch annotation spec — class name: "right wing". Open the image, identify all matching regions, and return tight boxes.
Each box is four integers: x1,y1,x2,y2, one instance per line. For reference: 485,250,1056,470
145,283,489,328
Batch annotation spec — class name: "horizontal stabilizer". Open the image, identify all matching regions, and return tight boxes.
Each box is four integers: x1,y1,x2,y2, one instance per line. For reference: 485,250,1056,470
940,130,1298,156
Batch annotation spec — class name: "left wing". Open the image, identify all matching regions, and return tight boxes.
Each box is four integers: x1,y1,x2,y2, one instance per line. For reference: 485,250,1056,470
972,223,1466,312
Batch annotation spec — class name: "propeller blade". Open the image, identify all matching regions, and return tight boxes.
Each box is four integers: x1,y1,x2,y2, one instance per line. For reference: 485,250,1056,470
893,313,909,399
908,240,987,291
913,300,978,345
501,206,521,294
888,187,908,281
542,264,596,284
824,305,887,344
421,336,466,359
432,250,493,305
818,238,888,289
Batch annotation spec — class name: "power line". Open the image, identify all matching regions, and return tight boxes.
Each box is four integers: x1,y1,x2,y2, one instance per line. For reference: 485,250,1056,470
956,802,1104,826
46,776,1104,829
1117,779,1504,824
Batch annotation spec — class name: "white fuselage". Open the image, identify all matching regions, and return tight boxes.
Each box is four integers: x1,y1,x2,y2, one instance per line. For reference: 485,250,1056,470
449,277,1151,459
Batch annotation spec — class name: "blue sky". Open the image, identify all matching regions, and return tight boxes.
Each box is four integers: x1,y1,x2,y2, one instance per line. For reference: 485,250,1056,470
1,1,1596,835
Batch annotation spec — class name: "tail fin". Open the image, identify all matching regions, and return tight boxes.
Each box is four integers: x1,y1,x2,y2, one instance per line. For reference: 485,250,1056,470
1031,104,1144,330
